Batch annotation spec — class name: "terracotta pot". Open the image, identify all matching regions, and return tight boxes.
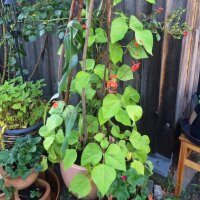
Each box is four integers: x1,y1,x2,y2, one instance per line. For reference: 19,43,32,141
15,178,51,200
39,169,60,200
0,167,38,190
60,162,97,200
0,192,5,200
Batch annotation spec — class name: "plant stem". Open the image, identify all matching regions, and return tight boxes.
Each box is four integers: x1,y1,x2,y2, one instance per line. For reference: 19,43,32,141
58,0,77,84
82,0,94,146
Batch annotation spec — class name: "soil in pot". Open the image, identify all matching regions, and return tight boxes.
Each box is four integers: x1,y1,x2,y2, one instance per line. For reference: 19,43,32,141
16,179,50,200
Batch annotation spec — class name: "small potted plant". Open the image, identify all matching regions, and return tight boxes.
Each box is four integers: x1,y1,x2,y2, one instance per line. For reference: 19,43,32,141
0,135,43,191
0,76,46,149
15,178,51,200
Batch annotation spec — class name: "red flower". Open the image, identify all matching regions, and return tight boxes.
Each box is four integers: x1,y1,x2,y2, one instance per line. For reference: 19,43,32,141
121,175,127,182
156,7,164,13
107,80,118,89
110,74,117,79
82,24,86,29
131,61,141,72
53,101,59,108
183,31,188,36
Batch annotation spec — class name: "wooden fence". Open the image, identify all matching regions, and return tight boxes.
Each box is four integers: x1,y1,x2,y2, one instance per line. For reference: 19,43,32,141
0,0,200,158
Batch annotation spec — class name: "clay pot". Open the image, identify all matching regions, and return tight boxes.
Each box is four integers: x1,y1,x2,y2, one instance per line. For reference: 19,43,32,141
0,192,5,200
60,162,97,200
0,167,38,190
39,169,60,200
15,178,51,200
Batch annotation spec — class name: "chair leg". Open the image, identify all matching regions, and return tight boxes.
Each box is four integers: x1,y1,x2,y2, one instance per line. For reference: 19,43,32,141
175,142,187,196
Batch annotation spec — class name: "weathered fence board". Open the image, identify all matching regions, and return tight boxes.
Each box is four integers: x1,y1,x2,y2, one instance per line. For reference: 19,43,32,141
1,0,200,158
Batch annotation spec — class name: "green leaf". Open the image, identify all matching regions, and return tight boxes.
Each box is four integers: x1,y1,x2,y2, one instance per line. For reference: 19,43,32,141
98,108,110,126
91,164,116,196
41,156,48,172
105,144,126,171
68,130,79,145
111,125,125,139
94,133,104,142
29,35,37,42
100,139,109,149
135,30,153,55
61,104,79,158
87,115,99,133
81,143,102,166
85,87,96,100
63,149,77,170
131,160,145,175
62,105,75,119
46,114,64,131
49,101,66,115
70,174,92,198
9,57,16,66
115,109,131,126
126,105,143,122
75,71,90,91
146,0,155,4
117,64,133,81
102,94,121,119
129,16,143,31
127,40,148,59
109,43,123,65
94,64,108,80
55,129,64,144
43,136,54,151
80,59,95,71
113,0,122,6
111,17,128,43
121,86,140,108
88,36,96,47
95,28,108,43
12,103,21,109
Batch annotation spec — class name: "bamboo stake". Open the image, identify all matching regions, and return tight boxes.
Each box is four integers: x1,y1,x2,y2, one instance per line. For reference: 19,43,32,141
101,0,112,97
82,0,94,145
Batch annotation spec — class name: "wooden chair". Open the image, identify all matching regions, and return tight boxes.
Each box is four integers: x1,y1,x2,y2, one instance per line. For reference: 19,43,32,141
175,134,200,196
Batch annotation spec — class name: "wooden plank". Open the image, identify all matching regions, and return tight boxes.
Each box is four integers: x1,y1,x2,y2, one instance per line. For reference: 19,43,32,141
184,159,200,171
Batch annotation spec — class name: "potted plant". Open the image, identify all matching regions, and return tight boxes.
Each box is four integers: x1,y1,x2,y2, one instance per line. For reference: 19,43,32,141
0,76,46,149
39,0,190,199
0,135,43,192
15,178,51,200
